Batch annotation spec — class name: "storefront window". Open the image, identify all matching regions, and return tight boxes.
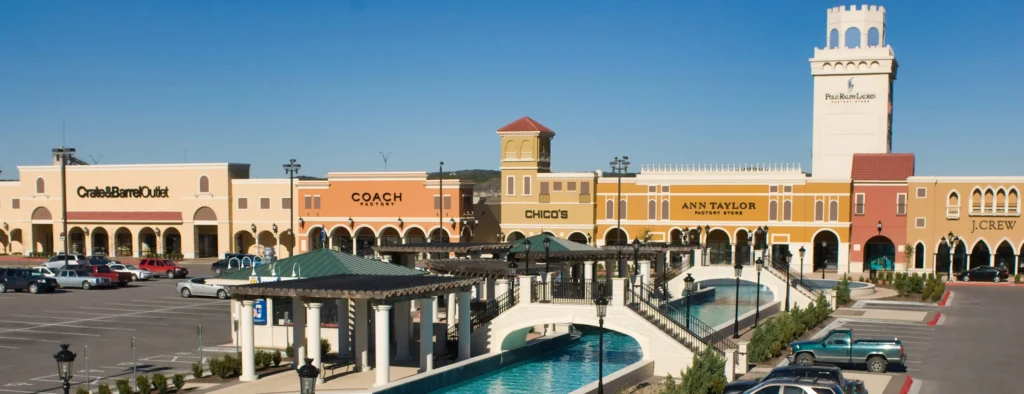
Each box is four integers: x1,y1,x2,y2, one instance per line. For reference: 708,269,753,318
272,297,340,326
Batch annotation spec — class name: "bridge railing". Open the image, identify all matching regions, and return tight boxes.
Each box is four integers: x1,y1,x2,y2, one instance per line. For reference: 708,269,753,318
534,279,608,304
445,283,520,359
626,283,736,355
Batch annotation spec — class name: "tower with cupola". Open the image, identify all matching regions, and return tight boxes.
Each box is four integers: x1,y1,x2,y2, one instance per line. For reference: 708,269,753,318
497,116,554,205
810,5,898,179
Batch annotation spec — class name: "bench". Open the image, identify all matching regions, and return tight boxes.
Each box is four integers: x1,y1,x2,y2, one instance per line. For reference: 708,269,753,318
321,357,354,379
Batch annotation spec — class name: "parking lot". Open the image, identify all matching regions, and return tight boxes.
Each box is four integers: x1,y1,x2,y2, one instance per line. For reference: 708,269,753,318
0,262,230,394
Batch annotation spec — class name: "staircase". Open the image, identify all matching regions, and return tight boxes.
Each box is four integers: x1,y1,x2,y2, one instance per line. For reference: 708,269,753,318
444,284,520,359
765,257,822,303
652,259,692,299
626,283,736,355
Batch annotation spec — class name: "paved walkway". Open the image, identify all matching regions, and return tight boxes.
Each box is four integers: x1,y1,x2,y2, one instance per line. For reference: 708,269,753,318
209,362,420,394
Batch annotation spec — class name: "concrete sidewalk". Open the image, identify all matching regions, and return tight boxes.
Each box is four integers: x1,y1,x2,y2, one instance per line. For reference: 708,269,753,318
208,362,421,394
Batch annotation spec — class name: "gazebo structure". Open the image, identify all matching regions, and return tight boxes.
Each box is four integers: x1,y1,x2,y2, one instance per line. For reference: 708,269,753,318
226,274,478,387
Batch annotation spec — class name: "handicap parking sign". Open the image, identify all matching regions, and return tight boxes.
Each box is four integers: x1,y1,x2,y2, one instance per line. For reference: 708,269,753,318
253,299,267,325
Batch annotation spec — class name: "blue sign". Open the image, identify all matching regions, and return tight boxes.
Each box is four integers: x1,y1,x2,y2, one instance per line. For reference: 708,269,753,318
253,299,267,325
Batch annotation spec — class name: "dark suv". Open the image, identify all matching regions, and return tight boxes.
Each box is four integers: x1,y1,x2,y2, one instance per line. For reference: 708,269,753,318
723,364,865,394
88,256,118,266
0,268,58,294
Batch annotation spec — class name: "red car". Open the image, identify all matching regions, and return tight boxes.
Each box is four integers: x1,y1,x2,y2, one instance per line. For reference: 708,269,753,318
85,264,132,287
139,259,189,278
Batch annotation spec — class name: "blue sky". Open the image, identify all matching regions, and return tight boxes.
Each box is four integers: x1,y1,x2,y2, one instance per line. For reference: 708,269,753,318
1,0,1020,179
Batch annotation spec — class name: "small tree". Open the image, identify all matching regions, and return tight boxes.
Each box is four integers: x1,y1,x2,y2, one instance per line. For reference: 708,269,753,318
136,375,150,394
677,347,727,394
904,245,915,269
77,386,89,394
272,350,282,367
639,227,655,243
191,362,203,379
115,378,132,394
98,383,113,394
152,373,169,394
172,374,186,392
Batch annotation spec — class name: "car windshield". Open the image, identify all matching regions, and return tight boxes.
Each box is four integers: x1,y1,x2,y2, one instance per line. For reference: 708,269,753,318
125,265,138,270
96,266,112,273
766,370,841,384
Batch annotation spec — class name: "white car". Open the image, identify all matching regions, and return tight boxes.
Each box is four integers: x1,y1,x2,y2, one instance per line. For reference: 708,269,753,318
109,264,153,281
41,254,88,269
31,267,60,278
177,277,229,299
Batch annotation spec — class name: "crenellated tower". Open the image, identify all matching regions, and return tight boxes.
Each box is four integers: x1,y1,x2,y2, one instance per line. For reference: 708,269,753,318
809,5,898,179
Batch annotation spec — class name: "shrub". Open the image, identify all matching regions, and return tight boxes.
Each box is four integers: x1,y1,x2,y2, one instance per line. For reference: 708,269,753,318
921,280,934,301
191,362,203,379
272,350,282,367
152,373,169,394
834,276,852,307
172,374,186,392
285,344,294,358
909,273,924,294
321,338,331,357
98,383,113,394
886,271,894,285
814,293,832,324
116,378,132,394
661,374,679,393
931,281,945,302
675,347,727,394
747,317,777,363
77,386,89,394
1016,274,1022,284
136,375,150,394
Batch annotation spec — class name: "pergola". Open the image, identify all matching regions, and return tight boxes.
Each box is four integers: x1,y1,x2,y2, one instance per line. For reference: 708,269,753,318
227,274,478,387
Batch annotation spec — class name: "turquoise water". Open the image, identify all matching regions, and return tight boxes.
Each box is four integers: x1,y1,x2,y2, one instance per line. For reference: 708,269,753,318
430,329,643,394
667,283,774,327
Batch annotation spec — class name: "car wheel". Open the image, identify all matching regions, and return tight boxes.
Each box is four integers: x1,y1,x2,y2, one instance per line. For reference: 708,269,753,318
795,352,815,366
867,356,887,373
993,276,1000,283
167,271,176,279
217,290,228,299
963,274,970,282
181,288,192,298
214,268,222,275
0,283,6,293
82,282,92,290
132,274,139,281
29,284,39,294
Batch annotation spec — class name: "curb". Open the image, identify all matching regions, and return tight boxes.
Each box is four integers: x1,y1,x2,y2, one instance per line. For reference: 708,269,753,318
898,375,914,394
926,312,942,326
946,282,1019,287
937,290,953,306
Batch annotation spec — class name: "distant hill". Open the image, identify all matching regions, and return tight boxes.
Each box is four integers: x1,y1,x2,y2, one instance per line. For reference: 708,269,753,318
426,169,499,184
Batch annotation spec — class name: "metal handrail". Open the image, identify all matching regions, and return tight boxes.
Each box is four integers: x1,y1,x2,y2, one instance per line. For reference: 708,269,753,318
626,283,736,355
764,258,820,300
446,283,520,353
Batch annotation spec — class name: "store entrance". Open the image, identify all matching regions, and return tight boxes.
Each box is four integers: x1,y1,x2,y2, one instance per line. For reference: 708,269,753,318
196,225,219,258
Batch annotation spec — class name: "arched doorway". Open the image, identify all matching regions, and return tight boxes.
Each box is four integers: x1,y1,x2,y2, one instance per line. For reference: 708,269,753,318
863,235,895,272
970,241,991,270
163,227,181,255
603,228,627,247
379,227,401,246
331,227,352,253
193,207,219,258
994,241,1014,271
114,227,133,257
504,231,524,243
735,229,751,265
235,230,256,255
460,225,473,243
91,227,109,256
937,243,950,274
139,227,157,257
31,207,54,255
403,228,426,244
280,231,295,257
0,230,8,254
354,227,376,257
914,243,925,269
428,228,449,243
567,232,589,245
257,231,276,256
706,229,731,265
813,230,840,272
9,229,24,255
669,229,684,246
953,242,968,274
68,227,86,255
308,227,326,251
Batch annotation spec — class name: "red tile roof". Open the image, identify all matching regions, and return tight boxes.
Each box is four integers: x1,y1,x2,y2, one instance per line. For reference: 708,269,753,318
67,211,183,222
851,153,915,181
497,116,554,134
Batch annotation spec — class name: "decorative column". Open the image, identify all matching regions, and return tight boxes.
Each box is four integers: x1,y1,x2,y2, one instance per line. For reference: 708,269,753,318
373,304,392,386
639,260,651,286
446,293,458,325
431,297,440,323
519,275,534,303
419,297,434,372
354,299,370,371
610,277,625,306
306,301,323,383
337,299,351,357
990,254,996,267
352,237,357,256
737,342,749,375
584,261,594,281
395,300,411,360
292,296,306,369
239,300,257,381
484,277,495,301
457,291,471,361
494,279,509,301
724,349,736,383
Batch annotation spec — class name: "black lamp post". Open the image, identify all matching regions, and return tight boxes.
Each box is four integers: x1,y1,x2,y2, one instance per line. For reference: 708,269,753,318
798,246,806,286
53,147,75,268
609,156,630,278
785,251,793,312
703,225,711,264
632,238,641,275
438,161,445,242
941,232,960,281
297,358,320,394
54,344,76,394
523,239,532,275
508,260,518,301
594,295,609,394
497,232,505,243
283,159,300,257
754,258,763,328
733,261,743,338
543,237,551,279
683,273,695,329
821,241,828,280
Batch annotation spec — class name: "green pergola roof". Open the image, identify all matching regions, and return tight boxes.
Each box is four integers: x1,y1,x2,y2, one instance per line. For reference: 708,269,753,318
508,234,600,254
216,248,425,280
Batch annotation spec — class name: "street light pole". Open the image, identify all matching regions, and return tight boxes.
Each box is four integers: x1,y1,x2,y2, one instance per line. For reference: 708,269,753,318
683,273,695,330
53,147,75,268
594,296,609,394
54,344,76,394
798,246,806,286
733,262,743,338
609,156,630,278
632,238,640,276
822,242,827,280
754,258,763,328
283,159,301,257
438,161,444,243
785,251,793,312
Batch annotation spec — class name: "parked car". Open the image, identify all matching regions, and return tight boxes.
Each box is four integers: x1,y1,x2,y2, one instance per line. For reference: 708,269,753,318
955,266,1010,282
742,377,846,394
724,365,865,394
789,329,905,373
0,268,58,293
54,269,112,290
109,264,153,281
139,259,189,278
31,266,60,278
87,255,118,266
84,264,132,287
177,277,229,299
41,254,89,269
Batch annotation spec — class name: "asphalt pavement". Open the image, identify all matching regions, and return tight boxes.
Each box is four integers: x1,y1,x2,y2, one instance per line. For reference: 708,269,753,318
0,261,230,394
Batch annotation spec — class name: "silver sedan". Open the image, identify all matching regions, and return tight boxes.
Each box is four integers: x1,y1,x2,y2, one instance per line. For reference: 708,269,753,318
54,270,112,290
177,277,229,299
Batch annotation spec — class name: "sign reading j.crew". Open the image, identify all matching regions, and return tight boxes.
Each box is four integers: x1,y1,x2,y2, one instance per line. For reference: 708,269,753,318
78,186,169,199
351,192,402,207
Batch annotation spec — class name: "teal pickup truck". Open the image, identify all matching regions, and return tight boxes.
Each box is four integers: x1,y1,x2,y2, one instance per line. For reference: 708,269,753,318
788,329,906,373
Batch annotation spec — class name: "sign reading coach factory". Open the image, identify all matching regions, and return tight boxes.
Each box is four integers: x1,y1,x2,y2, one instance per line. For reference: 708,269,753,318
681,201,756,217
351,192,402,206
77,186,170,199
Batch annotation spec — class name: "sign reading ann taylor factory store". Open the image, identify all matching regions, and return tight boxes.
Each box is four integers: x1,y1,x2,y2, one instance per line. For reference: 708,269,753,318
78,186,169,199
681,201,756,217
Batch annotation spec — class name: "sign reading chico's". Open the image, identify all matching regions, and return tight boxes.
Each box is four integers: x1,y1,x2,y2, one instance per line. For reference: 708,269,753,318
351,192,402,207
525,209,568,219
78,186,170,199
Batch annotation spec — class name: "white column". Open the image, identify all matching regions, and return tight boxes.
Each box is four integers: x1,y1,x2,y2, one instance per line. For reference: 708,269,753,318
725,349,736,383
990,254,996,267
446,293,458,325
484,277,495,301
292,296,306,367
373,304,392,387
639,261,651,286
431,297,440,323
240,300,257,381
306,301,323,383
457,291,471,361
395,301,411,360
584,261,594,281
354,299,370,371
737,342,749,375
337,299,351,357
495,279,509,301
419,297,434,372
611,278,626,306
519,275,534,303
352,237,357,255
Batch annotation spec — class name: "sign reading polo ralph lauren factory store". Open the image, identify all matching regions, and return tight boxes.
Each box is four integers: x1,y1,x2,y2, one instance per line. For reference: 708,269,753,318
77,186,169,199
351,192,402,206
525,209,568,219
824,78,877,103
681,201,756,217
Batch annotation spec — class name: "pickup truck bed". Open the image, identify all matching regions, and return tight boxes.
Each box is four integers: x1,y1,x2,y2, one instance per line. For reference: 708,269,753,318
789,329,906,373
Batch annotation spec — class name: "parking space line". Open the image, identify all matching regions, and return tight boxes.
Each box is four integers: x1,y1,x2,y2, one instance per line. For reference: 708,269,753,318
0,345,19,349
78,306,223,316
0,319,137,331
1,300,225,334
0,336,62,343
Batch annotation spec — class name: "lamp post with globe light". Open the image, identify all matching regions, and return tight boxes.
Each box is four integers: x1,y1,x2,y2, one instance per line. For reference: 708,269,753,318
754,258,763,328
733,262,743,338
785,251,793,312
683,273,695,329
297,358,319,394
54,344,77,394
594,295,609,394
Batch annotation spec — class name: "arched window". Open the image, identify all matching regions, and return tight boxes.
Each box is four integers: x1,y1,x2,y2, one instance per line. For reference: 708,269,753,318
814,200,824,221
845,27,861,48
605,200,614,220
648,200,656,220
971,188,982,213
1009,188,1020,214
915,243,925,269
829,28,839,49
199,176,210,193
783,200,793,221
769,200,778,221
829,200,839,222
984,188,994,213
661,200,670,220
867,27,880,47
996,188,1007,214
619,199,627,219
35,178,45,194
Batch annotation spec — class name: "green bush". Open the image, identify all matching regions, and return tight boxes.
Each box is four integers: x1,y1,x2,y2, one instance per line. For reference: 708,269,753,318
321,338,331,357
1015,274,1021,284
77,386,89,394
834,276,852,307
191,362,203,379
136,375,150,394
858,275,864,283
152,373,169,394
921,280,934,301
894,274,907,296
256,349,275,369
885,271,894,285
909,273,924,294
745,296,834,364
272,350,282,367
931,281,945,302
659,347,726,394
98,383,113,394
172,373,186,392
285,344,294,358
116,378,132,394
